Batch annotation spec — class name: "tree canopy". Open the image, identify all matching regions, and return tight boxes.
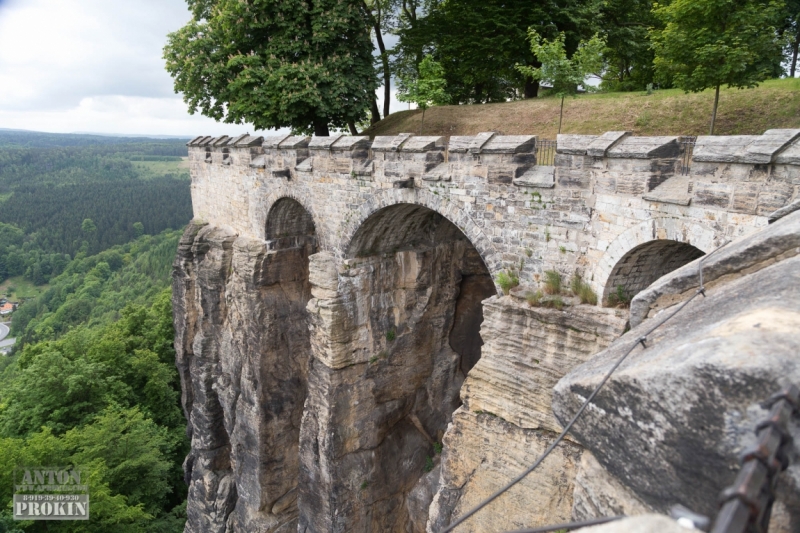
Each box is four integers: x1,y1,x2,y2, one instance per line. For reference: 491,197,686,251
164,0,379,135
652,0,786,133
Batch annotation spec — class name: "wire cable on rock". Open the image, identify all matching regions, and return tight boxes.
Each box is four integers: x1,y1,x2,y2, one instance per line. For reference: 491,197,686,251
438,245,726,533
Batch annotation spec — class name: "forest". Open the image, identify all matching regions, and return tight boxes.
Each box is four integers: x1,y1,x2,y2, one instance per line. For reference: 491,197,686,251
0,131,191,286
0,131,191,531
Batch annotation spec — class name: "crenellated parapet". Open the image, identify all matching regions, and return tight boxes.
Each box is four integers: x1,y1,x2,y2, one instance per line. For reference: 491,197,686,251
187,129,800,299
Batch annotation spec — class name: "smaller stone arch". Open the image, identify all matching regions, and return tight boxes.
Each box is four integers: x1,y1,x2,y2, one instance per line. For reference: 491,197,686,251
264,197,319,257
593,217,718,303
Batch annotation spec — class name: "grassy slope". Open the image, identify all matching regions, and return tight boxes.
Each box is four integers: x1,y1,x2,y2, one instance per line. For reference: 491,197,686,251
363,78,800,139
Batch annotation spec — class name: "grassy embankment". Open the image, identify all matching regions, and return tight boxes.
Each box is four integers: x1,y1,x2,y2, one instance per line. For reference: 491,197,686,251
363,78,800,138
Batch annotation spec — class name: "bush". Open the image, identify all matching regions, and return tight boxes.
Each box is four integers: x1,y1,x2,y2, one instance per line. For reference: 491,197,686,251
496,270,519,295
543,270,562,295
570,273,598,305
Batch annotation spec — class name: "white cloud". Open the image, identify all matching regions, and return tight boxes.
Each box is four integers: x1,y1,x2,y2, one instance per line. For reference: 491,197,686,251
0,0,261,136
0,0,407,137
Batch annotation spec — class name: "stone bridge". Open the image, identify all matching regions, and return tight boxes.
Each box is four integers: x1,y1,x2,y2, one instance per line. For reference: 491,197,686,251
174,130,800,533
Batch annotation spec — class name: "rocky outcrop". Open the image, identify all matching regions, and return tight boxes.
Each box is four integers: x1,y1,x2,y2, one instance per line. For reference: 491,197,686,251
554,210,800,531
174,222,315,532
428,295,628,532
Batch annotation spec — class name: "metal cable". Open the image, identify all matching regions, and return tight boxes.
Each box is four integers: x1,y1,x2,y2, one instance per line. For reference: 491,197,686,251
438,245,726,533
503,516,625,533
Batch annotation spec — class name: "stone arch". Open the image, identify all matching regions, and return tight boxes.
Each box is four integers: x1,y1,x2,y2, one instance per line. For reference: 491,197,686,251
266,197,316,240
593,217,717,302
339,188,500,280
260,190,327,247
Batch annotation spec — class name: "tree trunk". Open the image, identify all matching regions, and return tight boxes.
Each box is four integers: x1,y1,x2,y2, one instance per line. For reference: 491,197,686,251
558,95,565,134
791,32,799,78
313,119,330,137
524,78,540,99
710,84,720,135
370,98,381,125
348,121,359,135
375,30,391,118
420,108,425,135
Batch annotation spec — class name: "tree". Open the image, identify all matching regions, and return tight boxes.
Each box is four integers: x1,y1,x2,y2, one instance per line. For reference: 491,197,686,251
82,218,97,234
599,0,659,91
780,0,800,76
393,0,602,104
164,0,379,136
652,0,785,135
133,222,144,237
517,31,605,134
397,55,450,134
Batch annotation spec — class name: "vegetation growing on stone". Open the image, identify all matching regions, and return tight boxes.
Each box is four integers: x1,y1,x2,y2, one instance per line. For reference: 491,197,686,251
570,273,598,305
543,270,562,295
496,270,520,295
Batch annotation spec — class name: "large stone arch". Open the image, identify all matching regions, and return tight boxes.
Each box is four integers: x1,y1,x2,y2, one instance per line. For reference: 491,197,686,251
338,187,501,281
592,217,718,302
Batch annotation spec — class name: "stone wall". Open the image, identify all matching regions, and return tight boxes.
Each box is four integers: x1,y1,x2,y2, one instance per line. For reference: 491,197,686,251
175,130,800,533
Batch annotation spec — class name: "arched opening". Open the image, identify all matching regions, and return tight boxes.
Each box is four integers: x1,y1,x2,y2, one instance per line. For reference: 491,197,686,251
603,239,704,304
301,204,495,532
255,197,316,529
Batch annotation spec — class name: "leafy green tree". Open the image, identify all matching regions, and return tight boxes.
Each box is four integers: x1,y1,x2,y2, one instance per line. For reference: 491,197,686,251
517,31,605,133
393,0,602,103
652,0,786,134
82,219,97,234
133,222,144,237
599,0,659,91
397,55,450,134
164,0,378,136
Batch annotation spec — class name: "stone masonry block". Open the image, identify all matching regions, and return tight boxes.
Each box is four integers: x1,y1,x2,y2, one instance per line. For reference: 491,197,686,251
587,131,630,157
693,182,732,208
480,135,536,154
607,136,680,159
557,134,598,155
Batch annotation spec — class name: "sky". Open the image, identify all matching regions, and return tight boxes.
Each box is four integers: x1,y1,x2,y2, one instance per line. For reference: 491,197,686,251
0,0,405,138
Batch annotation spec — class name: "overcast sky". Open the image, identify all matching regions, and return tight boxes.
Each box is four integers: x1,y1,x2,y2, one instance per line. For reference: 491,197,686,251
0,0,404,137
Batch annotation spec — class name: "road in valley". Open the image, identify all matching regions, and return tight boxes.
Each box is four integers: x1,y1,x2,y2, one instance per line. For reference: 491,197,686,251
0,322,8,342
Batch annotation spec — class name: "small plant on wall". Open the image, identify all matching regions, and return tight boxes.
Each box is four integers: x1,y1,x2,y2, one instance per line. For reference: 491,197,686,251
606,285,632,308
570,272,598,305
496,270,520,295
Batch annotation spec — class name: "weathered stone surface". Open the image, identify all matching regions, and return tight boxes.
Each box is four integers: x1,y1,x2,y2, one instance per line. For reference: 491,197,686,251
574,515,687,533
428,408,583,533
557,134,598,155
461,296,627,433
641,174,691,205
553,214,800,525
629,209,800,327
175,220,316,533
571,452,651,521
768,197,800,223
607,136,680,160
514,166,555,188
587,131,630,157
480,135,536,154
694,130,800,164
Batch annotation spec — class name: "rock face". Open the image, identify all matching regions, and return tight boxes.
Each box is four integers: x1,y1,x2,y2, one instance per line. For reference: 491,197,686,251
553,210,800,530
174,221,315,532
298,211,496,533
427,296,628,532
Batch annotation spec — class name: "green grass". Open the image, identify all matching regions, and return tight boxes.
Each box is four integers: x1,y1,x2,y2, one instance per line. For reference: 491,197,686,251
0,276,49,302
131,158,190,180
363,77,800,138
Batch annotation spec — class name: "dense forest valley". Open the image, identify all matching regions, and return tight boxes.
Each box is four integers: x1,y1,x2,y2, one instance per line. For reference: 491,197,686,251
0,129,192,532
